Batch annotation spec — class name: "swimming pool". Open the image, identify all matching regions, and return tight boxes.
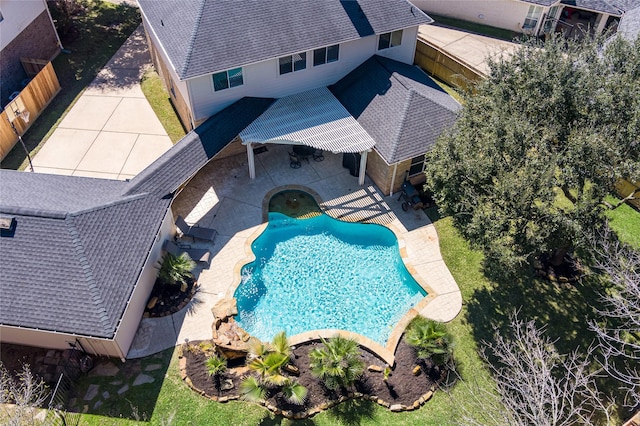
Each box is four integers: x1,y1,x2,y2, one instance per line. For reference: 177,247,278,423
234,192,427,346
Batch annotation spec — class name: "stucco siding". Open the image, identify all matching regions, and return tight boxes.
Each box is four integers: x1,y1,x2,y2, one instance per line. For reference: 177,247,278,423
114,210,173,360
412,0,535,32
188,27,421,122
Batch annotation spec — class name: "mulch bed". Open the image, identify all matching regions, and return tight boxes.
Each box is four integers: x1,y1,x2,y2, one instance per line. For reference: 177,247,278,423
144,277,197,318
183,338,443,415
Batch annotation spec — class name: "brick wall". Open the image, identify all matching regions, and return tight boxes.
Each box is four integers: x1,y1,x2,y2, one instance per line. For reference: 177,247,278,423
0,11,59,105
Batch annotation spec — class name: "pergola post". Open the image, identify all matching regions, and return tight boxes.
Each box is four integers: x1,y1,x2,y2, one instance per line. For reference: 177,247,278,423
358,150,368,185
246,142,256,179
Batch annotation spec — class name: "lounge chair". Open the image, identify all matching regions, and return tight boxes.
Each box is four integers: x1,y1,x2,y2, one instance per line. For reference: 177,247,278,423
163,239,212,266
175,215,217,242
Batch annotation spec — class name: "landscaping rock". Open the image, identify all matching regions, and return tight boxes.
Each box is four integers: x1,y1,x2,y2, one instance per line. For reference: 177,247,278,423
368,365,383,372
146,296,158,310
412,365,421,376
117,384,129,395
283,364,300,376
93,400,103,410
390,404,403,412
84,384,99,401
211,298,238,321
133,373,155,386
145,363,162,372
91,361,120,377
220,379,234,391
102,391,110,399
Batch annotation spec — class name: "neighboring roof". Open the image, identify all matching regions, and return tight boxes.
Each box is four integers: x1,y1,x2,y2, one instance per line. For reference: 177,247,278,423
611,0,640,12
138,0,433,80
561,0,623,15
0,172,170,338
126,97,275,197
522,0,560,7
331,55,460,164
239,87,377,153
616,3,640,40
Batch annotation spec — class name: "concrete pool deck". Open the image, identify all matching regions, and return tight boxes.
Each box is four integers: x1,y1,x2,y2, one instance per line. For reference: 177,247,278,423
127,144,462,361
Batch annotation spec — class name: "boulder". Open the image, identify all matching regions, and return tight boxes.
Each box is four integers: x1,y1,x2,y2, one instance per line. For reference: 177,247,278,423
412,365,421,376
146,297,158,310
389,404,404,412
367,365,383,373
220,379,234,391
283,364,300,376
211,299,238,321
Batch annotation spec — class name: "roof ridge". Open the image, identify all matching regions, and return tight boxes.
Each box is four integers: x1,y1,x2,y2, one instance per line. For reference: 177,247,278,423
389,89,417,161
68,193,148,217
65,219,112,333
182,0,208,78
0,206,67,219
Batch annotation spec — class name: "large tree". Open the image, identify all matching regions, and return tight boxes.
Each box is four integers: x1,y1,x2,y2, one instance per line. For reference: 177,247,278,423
425,34,640,270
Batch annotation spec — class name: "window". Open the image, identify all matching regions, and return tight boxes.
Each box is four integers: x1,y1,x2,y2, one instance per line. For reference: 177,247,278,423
378,30,403,50
313,44,339,66
523,5,542,30
212,67,243,91
408,154,426,176
279,52,306,75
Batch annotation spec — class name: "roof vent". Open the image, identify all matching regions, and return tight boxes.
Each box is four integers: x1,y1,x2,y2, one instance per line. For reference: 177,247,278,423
0,216,17,237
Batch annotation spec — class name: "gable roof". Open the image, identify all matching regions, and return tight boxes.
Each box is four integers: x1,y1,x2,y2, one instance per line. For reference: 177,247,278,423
617,3,640,40
0,172,170,339
331,55,460,164
138,0,433,80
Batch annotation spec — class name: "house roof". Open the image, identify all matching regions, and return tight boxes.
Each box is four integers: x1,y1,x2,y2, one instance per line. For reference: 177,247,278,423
522,0,560,7
561,0,625,15
239,87,377,153
126,97,275,197
617,3,640,39
138,0,433,80
0,172,170,339
331,55,460,165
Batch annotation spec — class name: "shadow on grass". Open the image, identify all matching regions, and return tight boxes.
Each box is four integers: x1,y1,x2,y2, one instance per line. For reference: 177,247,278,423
67,347,173,421
325,398,377,426
0,2,141,171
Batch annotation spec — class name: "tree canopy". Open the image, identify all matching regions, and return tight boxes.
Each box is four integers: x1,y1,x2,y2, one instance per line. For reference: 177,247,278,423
425,34,640,270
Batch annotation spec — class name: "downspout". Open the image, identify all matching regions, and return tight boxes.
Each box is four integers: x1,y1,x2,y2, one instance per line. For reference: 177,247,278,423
389,162,399,196
43,0,64,52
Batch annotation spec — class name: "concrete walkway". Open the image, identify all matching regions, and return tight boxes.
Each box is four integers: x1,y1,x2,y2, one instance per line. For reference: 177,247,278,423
418,24,521,76
31,25,172,180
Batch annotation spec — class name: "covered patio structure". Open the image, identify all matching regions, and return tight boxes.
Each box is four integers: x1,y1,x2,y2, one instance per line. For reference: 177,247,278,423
239,87,376,186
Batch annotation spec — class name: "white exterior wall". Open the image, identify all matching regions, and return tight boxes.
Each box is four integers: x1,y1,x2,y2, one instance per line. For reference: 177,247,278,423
140,13,190,108
0,0,46,50
411,0,537,32
0,325,123,358
187,27,420,121
114,209,173,360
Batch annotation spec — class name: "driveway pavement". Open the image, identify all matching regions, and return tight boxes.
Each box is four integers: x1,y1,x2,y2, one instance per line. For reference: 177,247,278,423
31,25,173,180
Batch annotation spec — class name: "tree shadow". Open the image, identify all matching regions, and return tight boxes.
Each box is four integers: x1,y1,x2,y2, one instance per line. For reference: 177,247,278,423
326,398,377,426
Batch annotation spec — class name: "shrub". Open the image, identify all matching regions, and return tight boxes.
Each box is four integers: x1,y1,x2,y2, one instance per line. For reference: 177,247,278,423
309,335,364,391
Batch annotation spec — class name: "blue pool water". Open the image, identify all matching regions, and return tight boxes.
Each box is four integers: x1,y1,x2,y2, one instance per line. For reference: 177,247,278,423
234,211,427,346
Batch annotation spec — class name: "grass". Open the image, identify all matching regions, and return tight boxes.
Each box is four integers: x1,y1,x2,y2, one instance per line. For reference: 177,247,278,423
604,195,640,250
0,0,141,171
140,70,186,143
428,14,520,41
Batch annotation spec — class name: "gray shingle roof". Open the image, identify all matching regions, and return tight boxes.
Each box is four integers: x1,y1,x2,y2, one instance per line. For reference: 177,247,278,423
138,0,433,80
617,3,640,40
522,0,560,7
611,0,640,12
0,171,170,338
561,0,622,15
330,55,460,164
126,97,275,197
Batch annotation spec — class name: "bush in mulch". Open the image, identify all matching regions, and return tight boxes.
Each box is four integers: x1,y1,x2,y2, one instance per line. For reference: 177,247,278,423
182,337,445,417
144,277,197,318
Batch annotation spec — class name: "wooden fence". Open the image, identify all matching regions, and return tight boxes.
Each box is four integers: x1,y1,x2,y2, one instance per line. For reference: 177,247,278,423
414,38,483,92
0,62,61,160
615,179,640,210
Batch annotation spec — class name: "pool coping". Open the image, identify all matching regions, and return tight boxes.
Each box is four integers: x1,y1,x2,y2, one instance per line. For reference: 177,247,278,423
225,185,439,367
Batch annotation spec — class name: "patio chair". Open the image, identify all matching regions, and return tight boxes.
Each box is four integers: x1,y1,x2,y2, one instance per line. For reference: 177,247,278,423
163,239,212,266
175,215,217,242
289,152,302,169
312,149,324,162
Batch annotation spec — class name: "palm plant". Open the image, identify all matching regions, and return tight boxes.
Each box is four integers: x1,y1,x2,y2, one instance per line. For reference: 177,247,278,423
309,335,364,391
240,331,308,405
205,354,227,395
404,316,453,365
158,252,196,287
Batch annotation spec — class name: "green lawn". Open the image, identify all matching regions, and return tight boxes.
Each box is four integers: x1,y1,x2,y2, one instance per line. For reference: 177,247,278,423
0,1,141,171
428,14,520,41
140,70,186,143
605,195,640,250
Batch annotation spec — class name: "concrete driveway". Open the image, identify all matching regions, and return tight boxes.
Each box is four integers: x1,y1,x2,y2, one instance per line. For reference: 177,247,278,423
31,25,173,180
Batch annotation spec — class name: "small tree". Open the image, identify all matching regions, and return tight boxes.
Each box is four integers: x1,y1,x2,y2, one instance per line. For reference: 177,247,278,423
309,335,364,392
460,311,611,426
404,316,453,366
0,362,50,425
240,331,307,405
158,252,196,287
206,354,227,396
